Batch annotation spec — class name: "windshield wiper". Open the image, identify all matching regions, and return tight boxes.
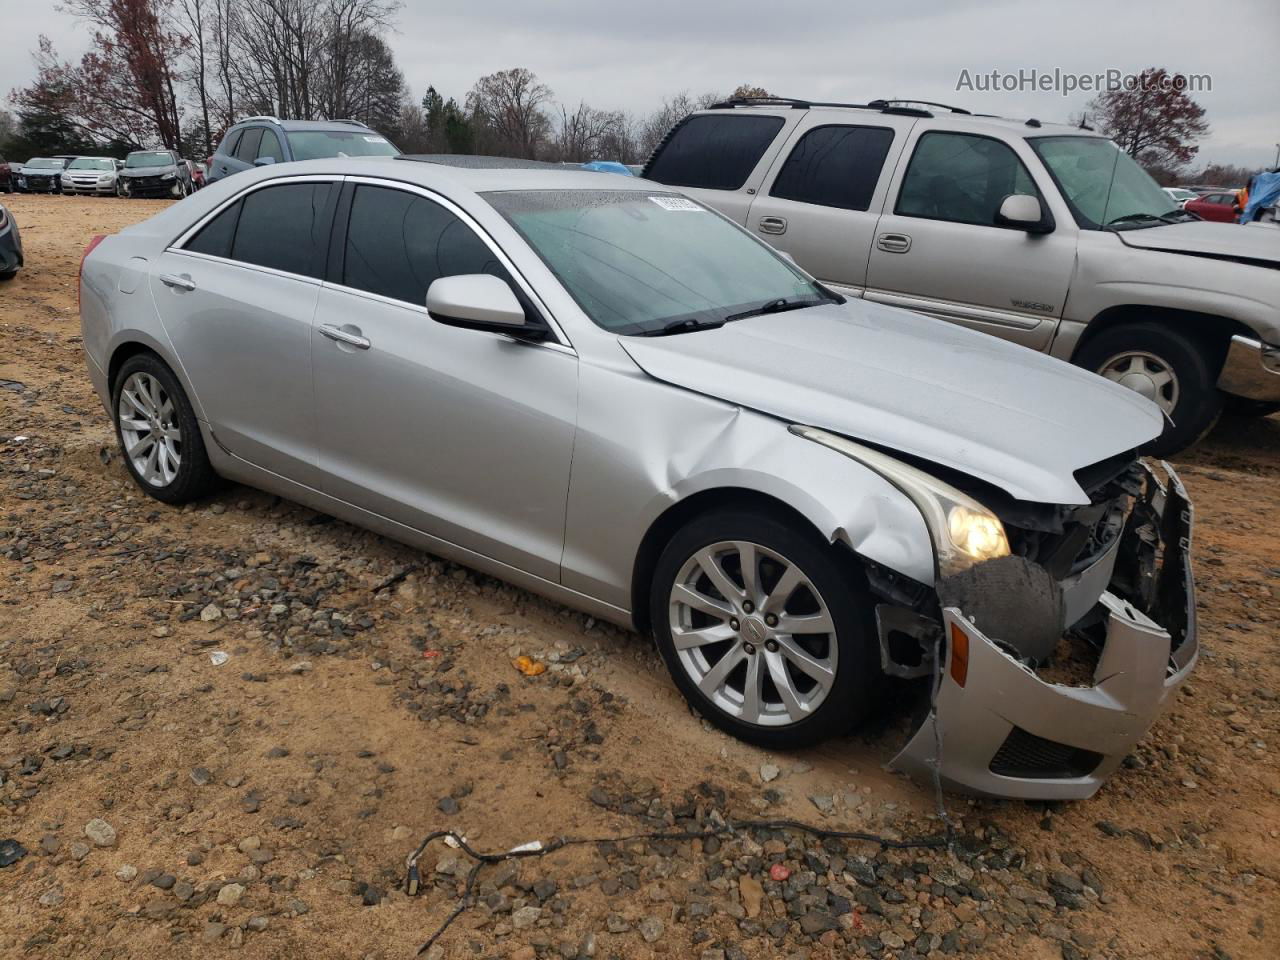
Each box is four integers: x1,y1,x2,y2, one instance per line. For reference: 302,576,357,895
724,297,818,323
1106,210,1190,229
640,317,726,337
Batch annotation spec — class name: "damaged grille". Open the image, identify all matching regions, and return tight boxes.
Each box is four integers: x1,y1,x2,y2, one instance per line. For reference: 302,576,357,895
989,727,1103,780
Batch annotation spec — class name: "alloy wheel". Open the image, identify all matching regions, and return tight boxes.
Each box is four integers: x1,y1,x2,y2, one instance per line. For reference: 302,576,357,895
668,540,838,727
118,372,182,487
1097,350,1180,415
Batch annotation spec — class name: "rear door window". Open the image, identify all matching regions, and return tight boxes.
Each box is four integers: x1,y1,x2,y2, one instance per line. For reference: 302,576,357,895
643,114,784,190
234,128,263,162
769,125,895,211
340,184,512,306
221,130,242,157
896,131,1041,226
229,182,335,278
184,201,242,258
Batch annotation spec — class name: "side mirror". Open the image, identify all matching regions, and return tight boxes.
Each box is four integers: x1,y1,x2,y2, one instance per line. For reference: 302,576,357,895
253,156,276,167
426,274,538,337
995,194,1053,234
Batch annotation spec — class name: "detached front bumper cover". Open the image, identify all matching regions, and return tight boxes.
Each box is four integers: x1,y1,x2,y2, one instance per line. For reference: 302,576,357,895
890,462,1196,800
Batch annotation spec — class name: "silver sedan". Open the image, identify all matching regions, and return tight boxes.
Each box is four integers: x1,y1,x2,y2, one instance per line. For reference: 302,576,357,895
79,157,1197,800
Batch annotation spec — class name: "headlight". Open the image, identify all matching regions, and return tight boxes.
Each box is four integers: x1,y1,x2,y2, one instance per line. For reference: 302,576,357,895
162,171,176,180
790,425,1010,578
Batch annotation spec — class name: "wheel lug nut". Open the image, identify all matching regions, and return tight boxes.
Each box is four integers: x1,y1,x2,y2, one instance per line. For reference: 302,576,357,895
729,618,740,631
764,613,778,627
743,601,755,614
765,640,779,653
743,643,756,655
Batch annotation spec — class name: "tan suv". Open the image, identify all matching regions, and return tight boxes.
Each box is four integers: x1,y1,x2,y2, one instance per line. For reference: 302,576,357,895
642,97,1280,454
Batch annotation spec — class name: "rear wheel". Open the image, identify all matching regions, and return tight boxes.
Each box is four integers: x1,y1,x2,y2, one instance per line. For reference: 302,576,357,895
111,354,220,504
650,509,878,750
1075,323,1222,457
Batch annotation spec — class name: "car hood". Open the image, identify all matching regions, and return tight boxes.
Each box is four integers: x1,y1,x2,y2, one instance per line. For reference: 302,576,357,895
21,166,64,175
1114,220,1279,267
619,300,1163,505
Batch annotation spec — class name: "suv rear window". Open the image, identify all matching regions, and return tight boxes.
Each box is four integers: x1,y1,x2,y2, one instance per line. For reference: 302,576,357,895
769,125,895,211
644,114,784,191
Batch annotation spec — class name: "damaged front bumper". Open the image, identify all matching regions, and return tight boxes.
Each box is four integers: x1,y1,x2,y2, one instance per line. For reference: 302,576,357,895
889,462,1196,800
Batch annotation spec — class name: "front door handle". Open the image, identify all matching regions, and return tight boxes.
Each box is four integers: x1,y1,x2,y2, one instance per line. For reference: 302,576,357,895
320,324,371,350
159,273,196,291
758,216,788,235
876,233,912,254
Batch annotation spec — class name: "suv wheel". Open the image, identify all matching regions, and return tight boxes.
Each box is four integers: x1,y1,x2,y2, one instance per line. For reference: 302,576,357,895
650,509,878,750
1075,323,1222,457
112,354,220,504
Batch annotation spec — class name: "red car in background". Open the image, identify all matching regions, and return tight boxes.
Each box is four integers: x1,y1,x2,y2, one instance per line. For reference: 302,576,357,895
1185,191,1240,223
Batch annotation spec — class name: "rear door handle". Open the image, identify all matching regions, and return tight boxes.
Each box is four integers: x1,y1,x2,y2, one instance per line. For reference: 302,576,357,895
159,273,196,291
758,216,788,235
876,233,912,254
320,324,371,350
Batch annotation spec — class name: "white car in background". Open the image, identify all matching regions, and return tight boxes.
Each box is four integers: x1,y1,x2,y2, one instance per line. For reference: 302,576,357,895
61,157,121,196
1163,187,1199,207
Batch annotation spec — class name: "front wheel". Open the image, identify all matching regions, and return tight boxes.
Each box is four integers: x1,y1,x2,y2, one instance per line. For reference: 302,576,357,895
112,354,220,504
1075,323,1223,457
650,509,879,750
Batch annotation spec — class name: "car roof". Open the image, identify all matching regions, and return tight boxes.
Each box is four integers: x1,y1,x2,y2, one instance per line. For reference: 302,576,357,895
229,118,374,132
697,98,1105,139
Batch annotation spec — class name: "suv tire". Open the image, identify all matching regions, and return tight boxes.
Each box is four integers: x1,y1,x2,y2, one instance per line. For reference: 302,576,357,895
112,353,221,504
650,508,878,750
1075,323,1222,457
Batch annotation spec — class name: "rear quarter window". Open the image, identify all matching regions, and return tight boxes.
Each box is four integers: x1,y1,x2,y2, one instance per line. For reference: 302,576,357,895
643,114,784,191
769,125,895,211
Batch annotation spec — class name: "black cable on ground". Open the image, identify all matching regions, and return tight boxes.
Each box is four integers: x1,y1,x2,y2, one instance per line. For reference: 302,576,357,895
405,818,950,956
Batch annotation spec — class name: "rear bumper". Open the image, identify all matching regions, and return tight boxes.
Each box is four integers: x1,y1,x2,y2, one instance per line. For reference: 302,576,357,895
1217,335,1280,402
890,462,1196,800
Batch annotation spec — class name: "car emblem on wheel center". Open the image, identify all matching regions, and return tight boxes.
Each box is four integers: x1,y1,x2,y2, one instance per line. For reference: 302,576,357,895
742,617,768,644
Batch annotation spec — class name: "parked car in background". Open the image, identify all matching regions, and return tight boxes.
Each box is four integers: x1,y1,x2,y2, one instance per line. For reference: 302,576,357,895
189,160,205,190
0,157,14,193
0,203,23,279
79,156,1197,800
60,156,121,196
1163,187,1199,207
119,150,194,199
205,117,398,184
1184,191,1240,223
17,157,72,193
642,97,1280,451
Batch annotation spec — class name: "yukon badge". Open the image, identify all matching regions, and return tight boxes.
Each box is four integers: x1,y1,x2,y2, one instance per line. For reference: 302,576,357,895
1012,298,1055,313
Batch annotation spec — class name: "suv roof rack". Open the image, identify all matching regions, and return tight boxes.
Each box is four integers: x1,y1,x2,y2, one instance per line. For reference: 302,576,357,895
869,99,972,115
706,96,956,119
238,115,282,126
327,118,370,127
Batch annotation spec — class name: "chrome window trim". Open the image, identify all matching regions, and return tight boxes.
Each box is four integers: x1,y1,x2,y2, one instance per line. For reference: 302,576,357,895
167,172,573,351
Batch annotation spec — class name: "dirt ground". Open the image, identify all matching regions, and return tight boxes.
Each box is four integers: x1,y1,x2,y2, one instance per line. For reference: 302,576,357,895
0,193,1277,960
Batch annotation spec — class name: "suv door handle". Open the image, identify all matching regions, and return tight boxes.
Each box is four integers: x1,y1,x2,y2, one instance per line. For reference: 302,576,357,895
876,233,912,254
320,324,371,350
758,216,788,235
159,273,196,291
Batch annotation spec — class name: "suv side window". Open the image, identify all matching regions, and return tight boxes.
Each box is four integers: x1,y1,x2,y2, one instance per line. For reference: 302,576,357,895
340,185,513,306
257,129,285,163
229,183,335,278
234,128,263,162
644,114,785,191
896,132,1041,227
769,125,895,211
221,130,243,156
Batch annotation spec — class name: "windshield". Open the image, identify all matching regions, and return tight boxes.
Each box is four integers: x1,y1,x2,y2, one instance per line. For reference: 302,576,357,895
285,130,399,160
1030,136,1180,229
486,190,831,336
68,158,114,171
126,152,173,168
27,158,63,168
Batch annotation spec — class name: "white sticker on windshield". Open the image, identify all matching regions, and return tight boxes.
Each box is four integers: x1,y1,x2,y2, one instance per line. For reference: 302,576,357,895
363,136,388,143
648,196,703,212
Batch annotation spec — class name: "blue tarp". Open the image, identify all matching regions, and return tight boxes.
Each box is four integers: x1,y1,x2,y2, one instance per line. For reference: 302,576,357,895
1240,172,1280,223
580,160,633,176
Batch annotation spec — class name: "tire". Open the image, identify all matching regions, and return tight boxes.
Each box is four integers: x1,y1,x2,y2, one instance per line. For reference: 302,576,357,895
111,353,220,504
1222,396,1280,419
649,507,879,750
1074,323,1223,458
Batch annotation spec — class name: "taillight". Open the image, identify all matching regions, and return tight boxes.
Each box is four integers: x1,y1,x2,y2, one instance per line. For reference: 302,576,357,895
79,234,107,312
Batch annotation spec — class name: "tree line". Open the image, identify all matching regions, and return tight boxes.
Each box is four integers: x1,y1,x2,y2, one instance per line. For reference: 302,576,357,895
1,0,760,164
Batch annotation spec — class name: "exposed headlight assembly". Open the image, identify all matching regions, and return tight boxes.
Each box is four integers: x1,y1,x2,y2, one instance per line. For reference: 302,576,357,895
162,171,176,180
790,425,1010,578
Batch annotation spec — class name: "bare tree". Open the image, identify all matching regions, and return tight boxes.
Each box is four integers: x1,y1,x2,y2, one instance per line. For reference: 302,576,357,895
555,101,628,162
466,67,553,158
635,90,721,161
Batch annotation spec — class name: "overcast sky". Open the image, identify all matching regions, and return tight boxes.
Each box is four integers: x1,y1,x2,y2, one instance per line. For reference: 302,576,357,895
3,0,1277,169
